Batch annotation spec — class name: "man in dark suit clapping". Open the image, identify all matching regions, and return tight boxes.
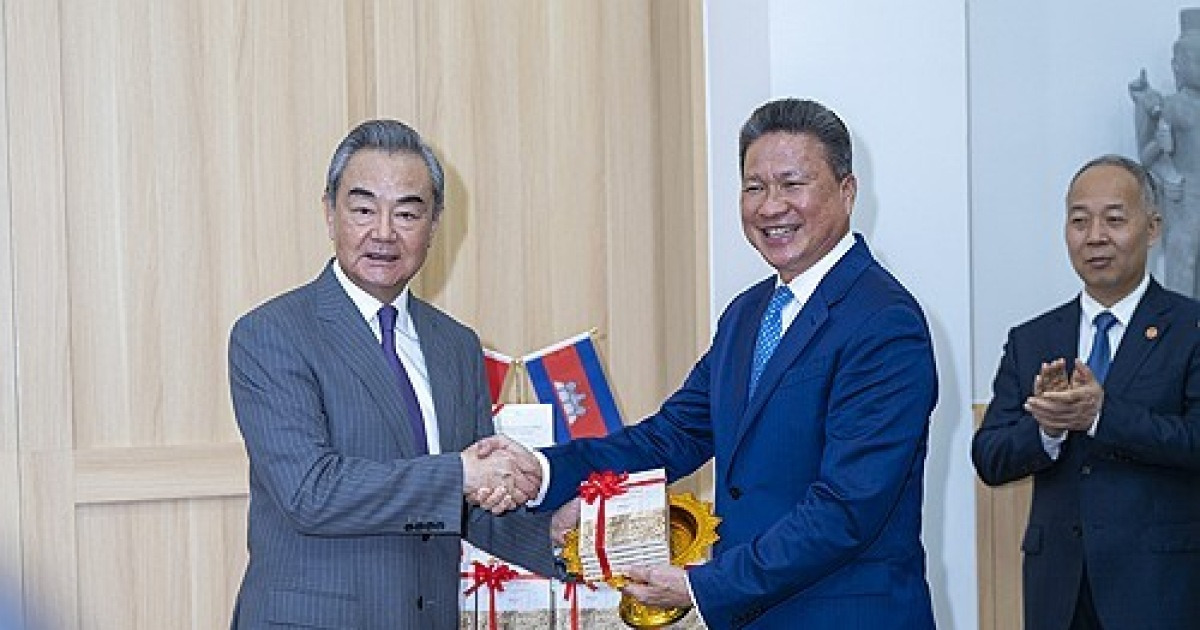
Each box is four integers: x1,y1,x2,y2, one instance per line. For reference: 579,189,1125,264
973,155,1200,630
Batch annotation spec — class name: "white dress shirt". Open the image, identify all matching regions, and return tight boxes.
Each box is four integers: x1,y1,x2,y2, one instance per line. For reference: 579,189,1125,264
776,231,856,333
532,231,858,624
333,262,441,454
1040,274,1150,459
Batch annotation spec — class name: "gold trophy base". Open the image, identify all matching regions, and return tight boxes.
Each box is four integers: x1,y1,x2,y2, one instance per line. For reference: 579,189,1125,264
619,596,691,629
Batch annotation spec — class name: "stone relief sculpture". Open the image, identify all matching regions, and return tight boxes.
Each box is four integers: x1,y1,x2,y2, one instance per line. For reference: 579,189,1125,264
1130,7,1200,299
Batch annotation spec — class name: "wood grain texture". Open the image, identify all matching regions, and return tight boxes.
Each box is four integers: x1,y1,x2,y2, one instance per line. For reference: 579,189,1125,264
974,403,1030,630
5,0,707,626
74,444,248,504
6,0,80,626
0,0,21,606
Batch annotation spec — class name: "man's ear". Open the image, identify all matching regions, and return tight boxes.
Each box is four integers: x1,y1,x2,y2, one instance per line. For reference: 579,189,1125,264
1147,209,1163,245
840,174,858,215
323,195,336,240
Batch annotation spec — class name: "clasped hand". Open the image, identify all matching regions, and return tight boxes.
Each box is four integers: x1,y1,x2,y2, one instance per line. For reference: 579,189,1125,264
1024,358,1104,437
460,435,541,515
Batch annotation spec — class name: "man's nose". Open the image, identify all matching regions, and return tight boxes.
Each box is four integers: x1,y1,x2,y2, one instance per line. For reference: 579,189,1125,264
760,184,789,215
373,212,398,239
1085,219,1109,244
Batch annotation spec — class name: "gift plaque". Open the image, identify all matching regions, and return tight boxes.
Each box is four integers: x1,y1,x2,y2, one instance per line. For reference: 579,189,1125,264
563,479,720,629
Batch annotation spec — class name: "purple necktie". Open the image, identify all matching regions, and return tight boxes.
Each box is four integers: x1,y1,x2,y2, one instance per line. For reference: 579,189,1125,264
378,305,428,454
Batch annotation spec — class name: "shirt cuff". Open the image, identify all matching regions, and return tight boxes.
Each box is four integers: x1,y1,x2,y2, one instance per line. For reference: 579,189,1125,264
1040,427,1066,460
684,569,709,628
527,449,551,507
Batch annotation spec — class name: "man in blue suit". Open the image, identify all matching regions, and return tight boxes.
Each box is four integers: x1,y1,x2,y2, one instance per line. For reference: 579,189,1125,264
229,120,555,629
973,155,1200,630
485,98,939,628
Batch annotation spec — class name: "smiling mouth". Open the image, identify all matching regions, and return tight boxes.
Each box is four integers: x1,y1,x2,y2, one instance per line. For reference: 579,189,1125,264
762,226,799,239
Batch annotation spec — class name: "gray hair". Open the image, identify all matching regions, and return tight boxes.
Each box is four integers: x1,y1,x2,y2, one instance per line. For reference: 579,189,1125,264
324,119,446,216
1068,154,1159,212
739,98,853,181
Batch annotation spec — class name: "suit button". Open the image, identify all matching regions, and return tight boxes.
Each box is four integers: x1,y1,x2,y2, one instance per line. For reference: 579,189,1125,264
417,596,424,610
1072,525,1082,537
729,487,742,500
1081,465,1092,475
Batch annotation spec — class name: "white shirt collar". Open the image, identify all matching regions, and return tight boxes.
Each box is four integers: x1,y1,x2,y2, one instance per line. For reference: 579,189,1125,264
331,260,417,340
777,231,856,306
1079,274,1150,329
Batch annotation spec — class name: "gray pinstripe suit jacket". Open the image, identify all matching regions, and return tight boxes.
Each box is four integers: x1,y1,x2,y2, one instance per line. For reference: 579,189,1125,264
228,262,555,629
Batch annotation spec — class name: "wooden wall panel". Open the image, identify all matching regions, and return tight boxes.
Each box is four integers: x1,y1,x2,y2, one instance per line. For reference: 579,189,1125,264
0,0,20,609
652,0,712,498
6,0,80,625
380,1,709,426
76,497,247,630
5,0,707,626
975,403,1031,630
59,0,348,450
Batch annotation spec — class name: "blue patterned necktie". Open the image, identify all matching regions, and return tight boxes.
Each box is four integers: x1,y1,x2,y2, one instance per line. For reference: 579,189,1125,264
378,305,429,454
1086,311,1118,384
749,285,794,396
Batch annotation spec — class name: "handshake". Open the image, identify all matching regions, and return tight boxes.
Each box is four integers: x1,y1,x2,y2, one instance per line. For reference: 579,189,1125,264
460,435,543,515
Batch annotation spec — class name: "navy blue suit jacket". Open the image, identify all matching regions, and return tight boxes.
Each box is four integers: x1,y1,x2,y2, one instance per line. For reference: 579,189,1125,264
540,235,937,629
973,279,1200,630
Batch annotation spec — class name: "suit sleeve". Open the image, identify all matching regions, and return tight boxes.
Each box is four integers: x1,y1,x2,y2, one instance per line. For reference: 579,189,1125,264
687,304,935,626
459,335,558,577
535,349,717,511
972,328,1057,486
230,309,464,537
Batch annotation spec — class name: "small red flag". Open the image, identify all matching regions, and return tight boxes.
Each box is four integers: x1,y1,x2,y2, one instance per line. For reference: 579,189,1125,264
482,348,514,405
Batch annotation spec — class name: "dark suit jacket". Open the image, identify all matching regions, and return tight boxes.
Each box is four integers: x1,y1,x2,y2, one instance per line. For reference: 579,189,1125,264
228,263,554,629
973,279,1200,630
540,235,937,629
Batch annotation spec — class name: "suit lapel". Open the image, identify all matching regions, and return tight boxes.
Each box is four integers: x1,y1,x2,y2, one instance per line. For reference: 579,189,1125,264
1105,280,1171,393
409,296,468,454
1047,299,1081,371
737,297,829,432
728,280,775,419
311,263,423,455
729,238,871,460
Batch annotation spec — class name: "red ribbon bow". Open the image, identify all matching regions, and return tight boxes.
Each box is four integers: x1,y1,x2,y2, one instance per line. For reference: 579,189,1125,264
563,580,599,630
578,470,664,580
463,561,518,630
579,471,629,580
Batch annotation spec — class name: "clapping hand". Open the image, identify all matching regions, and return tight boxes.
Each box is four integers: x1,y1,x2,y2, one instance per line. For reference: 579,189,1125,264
461,435,542,515
1025,358,1104,437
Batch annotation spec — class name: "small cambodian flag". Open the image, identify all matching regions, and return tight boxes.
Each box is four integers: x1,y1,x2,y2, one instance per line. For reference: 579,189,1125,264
482,348,514,405
522,332,624,443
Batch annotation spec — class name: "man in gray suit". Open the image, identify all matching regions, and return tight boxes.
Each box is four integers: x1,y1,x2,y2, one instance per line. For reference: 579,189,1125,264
229,119,555,629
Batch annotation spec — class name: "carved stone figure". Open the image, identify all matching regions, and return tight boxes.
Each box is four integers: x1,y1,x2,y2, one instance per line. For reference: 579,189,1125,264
1130,8,1200,299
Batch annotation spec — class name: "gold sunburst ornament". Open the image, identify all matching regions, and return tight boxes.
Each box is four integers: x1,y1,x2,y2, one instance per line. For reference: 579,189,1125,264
561,492,720,628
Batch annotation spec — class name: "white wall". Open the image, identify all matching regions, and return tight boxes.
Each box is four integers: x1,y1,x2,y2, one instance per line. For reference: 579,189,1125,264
704,1,975,627
970,1,1188,399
